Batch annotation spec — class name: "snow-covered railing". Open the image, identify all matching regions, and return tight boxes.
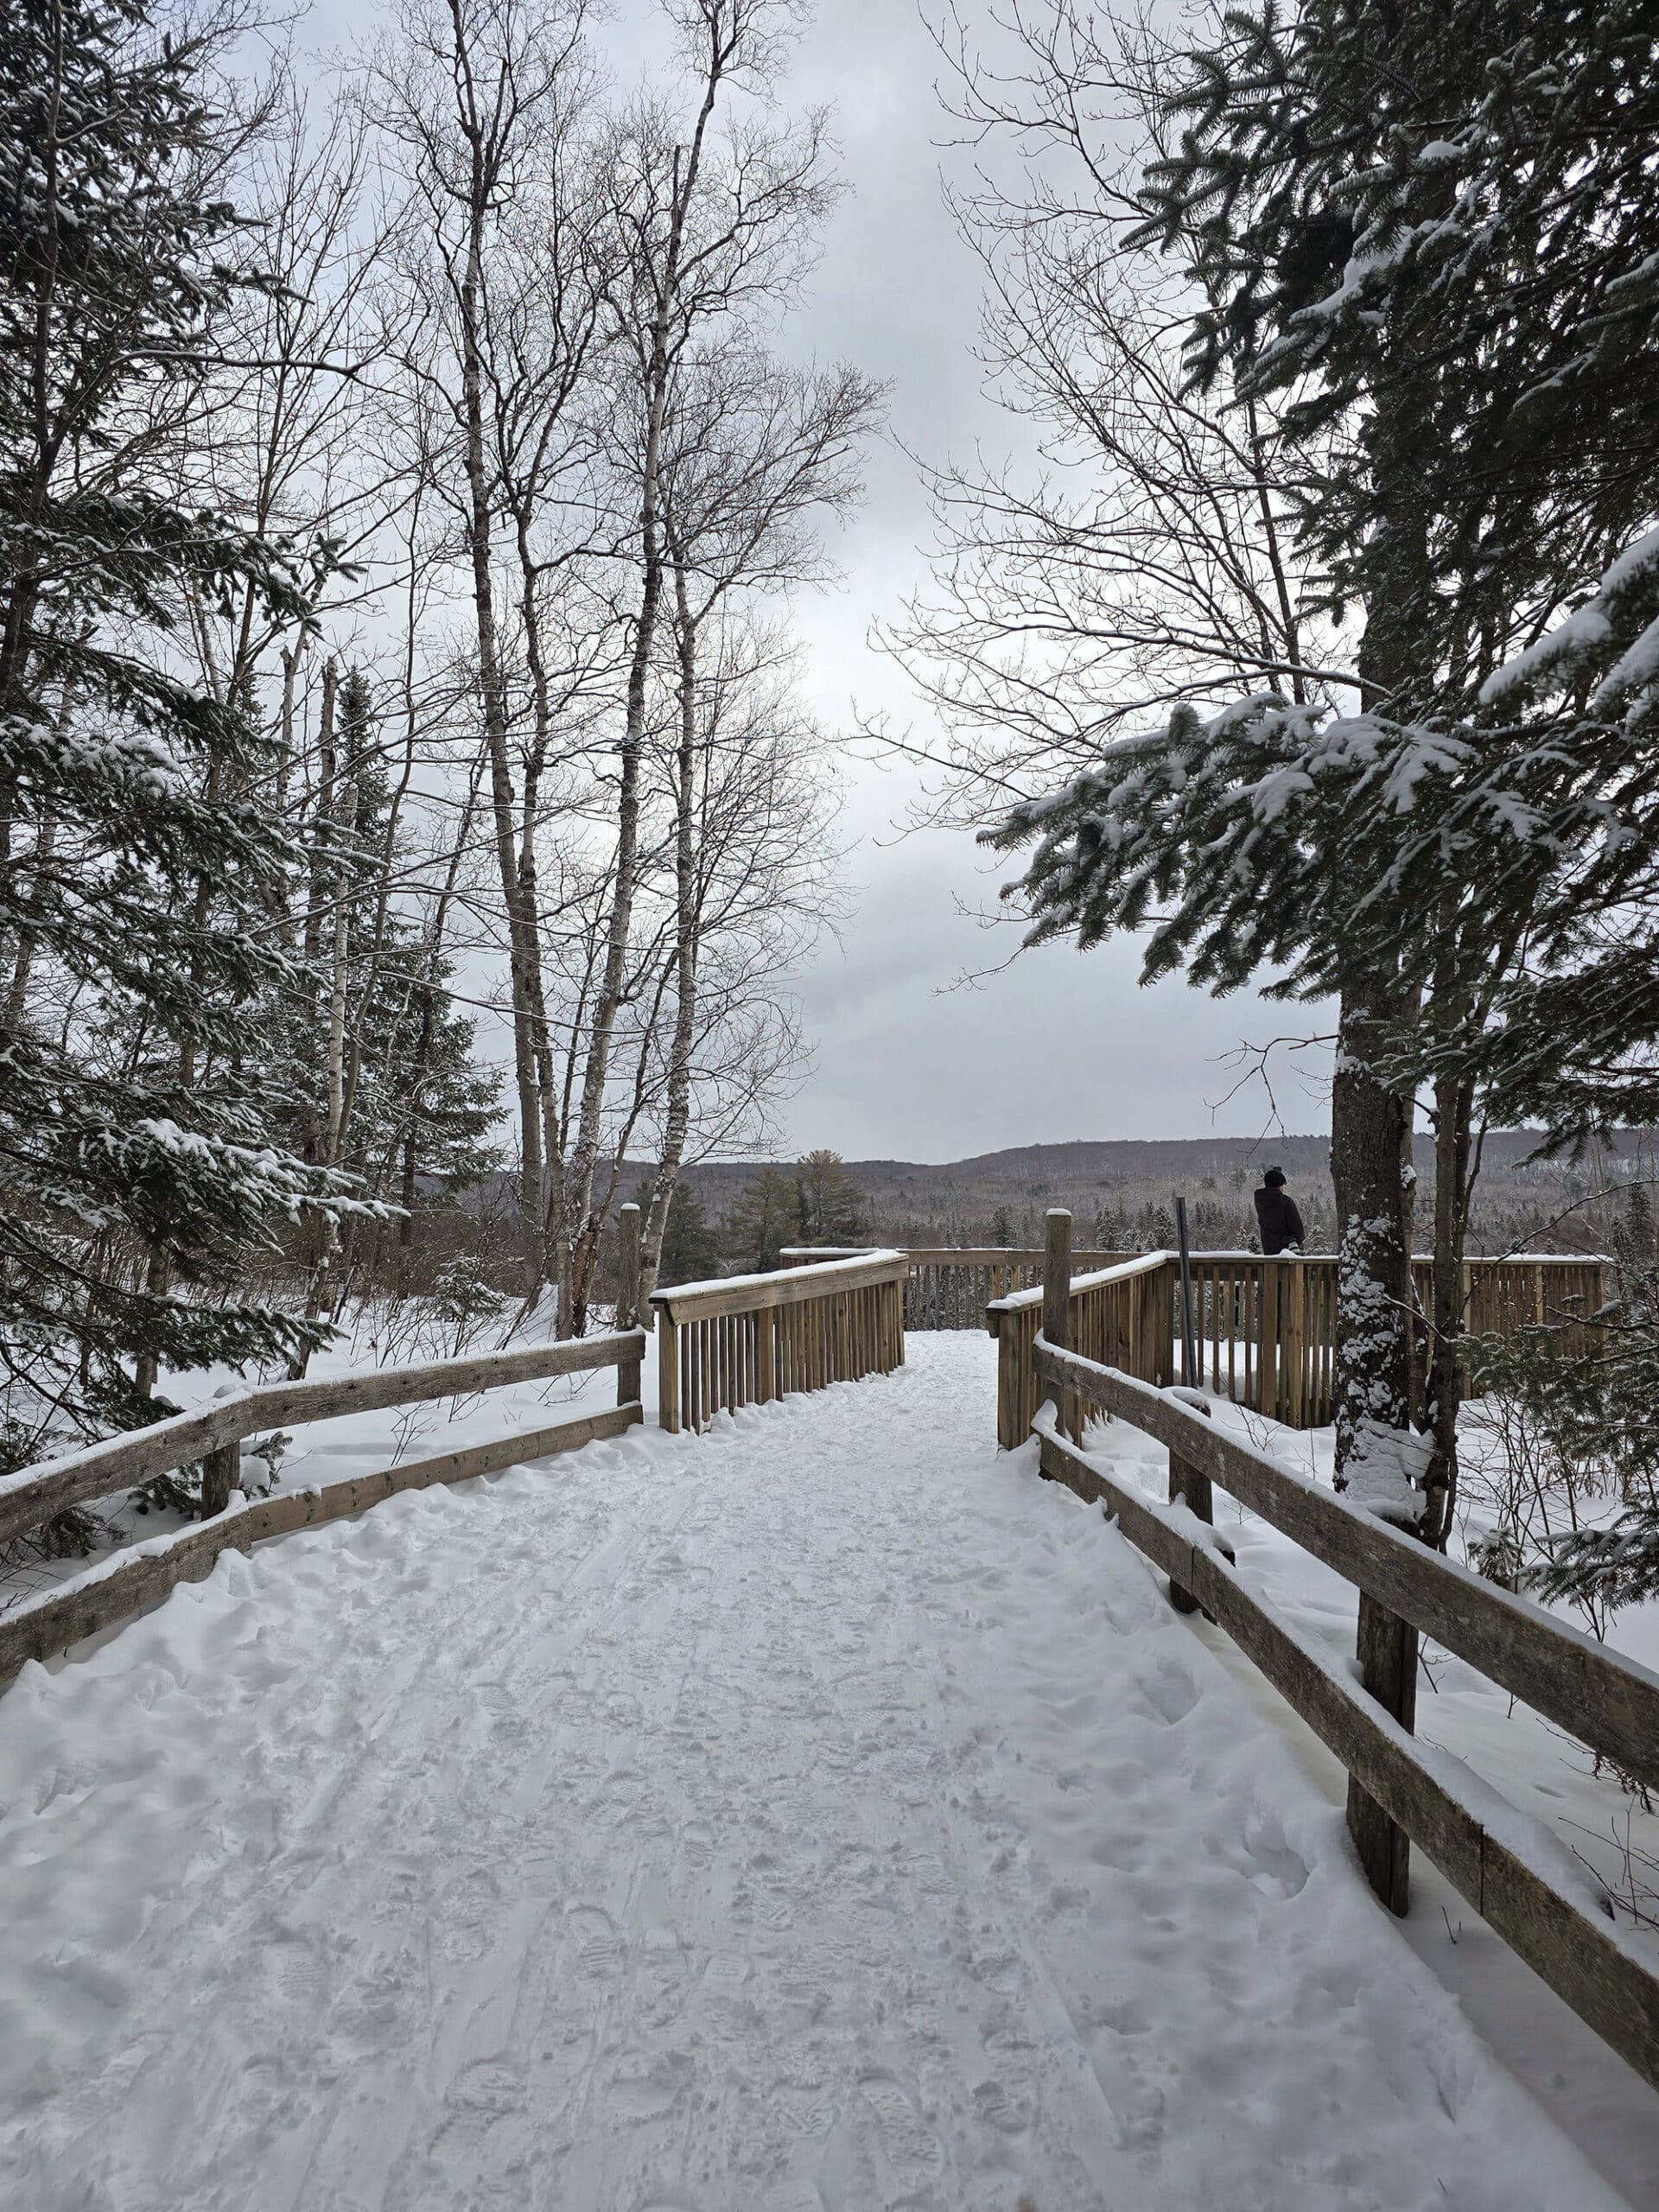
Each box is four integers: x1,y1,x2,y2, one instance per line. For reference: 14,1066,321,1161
988,1250,1173,1446
782,1243,1147,1332
1029,1333,1659,2096
782,1245,1139,1333
652,1249,906,1435
988,1244,1607,1444
0,1207,652,1687
1019,1212,1659,2096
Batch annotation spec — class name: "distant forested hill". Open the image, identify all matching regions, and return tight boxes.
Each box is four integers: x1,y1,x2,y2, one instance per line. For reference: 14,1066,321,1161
468,1130,1647,1265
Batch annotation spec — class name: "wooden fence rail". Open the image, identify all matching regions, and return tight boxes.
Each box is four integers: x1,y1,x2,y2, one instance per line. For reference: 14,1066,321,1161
655,1249,907,1435
780,1245,1135,1333
0,1211,652,1686
989,1246,1607,1445
1021,1210,1659,2095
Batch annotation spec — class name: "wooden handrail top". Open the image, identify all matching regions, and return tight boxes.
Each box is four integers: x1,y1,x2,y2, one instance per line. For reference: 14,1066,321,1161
0,1328,647,1553
988,1250,1171,1317
781,1245,1134,1268
652,1249,909,1325
988,1247,1605,1321
1031,1332,1659,1792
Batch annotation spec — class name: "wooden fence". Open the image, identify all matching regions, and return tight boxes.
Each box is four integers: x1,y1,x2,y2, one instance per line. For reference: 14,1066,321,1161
779,1245,1136,1333
654,1249,907,1435
0,1209,653,1680
0,1327,646,1686
989,1246,1607,1447
1023,1211,1659,2094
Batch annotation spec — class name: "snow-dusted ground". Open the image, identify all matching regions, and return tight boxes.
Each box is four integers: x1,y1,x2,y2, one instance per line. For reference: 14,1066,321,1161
0,1335,1656,2209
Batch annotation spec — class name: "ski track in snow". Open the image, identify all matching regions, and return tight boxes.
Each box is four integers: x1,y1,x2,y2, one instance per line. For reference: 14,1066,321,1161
0,1338,1635,2211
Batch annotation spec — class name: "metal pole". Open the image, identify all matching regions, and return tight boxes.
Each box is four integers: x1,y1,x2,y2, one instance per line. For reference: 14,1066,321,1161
1174,1194,1200,1388
1042,1208,1073,1421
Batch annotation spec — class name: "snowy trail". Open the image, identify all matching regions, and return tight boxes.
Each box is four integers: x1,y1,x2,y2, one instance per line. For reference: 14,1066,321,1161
0,1338,1636,2211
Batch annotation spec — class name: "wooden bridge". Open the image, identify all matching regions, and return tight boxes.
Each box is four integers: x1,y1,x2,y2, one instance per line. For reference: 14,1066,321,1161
0,1219,1652,2206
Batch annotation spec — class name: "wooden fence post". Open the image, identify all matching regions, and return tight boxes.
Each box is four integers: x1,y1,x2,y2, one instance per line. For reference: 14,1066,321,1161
1348,1596,1418,1914
1166,1395,1224,1616
617,1205,642,1409
199,1441,240,1519
1258,1258,1281,1420
757,1305,777,1402
1283,1258,1306,1427
1043,1209,1073,1435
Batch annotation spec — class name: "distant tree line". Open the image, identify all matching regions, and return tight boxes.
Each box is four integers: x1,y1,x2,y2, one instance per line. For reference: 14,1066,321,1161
635,1147,866,1289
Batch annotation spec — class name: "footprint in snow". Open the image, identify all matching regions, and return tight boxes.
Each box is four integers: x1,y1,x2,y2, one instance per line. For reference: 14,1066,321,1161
901,1849,952,1895
858,2073,944,2179
680,1819,715,1866
1136,1653,1200,1726
442,2056,525,2123
701,1949,751,1996
607,2044,695,2120
565,1905,623,1977
1240,1810,1310,1899
973,2075,1034,2134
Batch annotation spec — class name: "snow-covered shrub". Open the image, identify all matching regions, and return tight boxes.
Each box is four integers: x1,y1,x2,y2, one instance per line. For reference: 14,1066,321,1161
1465,1300,1659,1641
429,1260,512,1358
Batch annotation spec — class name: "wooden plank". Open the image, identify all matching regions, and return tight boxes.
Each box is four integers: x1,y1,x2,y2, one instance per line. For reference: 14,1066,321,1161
653,1251,908,1325
246,1402,641,1540
658,1316,680,1434
0,1507,253,1685
1258,1259,1281,1419
1032,1338,1659,1791
200,1440,240,1520
617,1205,643,1408
1035,1422,1659,2094
0,1402,243,1550
995,1314,1018,1448
988,1250,1168,1316
246,1330,646,1432
1350,1592,1419,1913
756,1304,776,1402
1166,1445,1205,1618
1282,1260,1305,1427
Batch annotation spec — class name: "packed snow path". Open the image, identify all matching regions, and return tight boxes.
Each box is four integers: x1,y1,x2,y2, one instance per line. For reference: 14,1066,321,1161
0,1338,1633,2210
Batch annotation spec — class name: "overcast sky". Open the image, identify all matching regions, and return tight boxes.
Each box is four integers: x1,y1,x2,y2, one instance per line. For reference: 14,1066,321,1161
754,0,1338,1160
317,0,1336,1162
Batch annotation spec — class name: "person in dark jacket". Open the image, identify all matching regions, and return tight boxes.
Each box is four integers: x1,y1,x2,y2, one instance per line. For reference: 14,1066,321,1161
1254,1166,1306,1255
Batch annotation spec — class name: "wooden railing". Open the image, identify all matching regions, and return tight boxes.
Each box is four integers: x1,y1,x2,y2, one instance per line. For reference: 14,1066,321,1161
780,1244,1136,1333
0,1327,646,1686
1020,1212,1659,2095
903,1249,1132,1332
653,1248,906,1435
989,1246,1607,1445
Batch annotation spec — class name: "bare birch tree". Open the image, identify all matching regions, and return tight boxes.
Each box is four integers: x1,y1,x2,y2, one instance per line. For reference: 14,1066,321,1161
372,0,597,1297
556,0,841,1330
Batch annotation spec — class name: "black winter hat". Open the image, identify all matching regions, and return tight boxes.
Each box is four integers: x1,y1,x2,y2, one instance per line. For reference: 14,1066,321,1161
1262,1166,1287,1188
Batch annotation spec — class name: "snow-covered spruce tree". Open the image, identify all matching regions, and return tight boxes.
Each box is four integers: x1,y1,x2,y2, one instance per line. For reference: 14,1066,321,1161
261,664,499,1319
982,689,1428,1513
0,0,370,1516
995,0,1659,1520
1147,0,1659,1530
